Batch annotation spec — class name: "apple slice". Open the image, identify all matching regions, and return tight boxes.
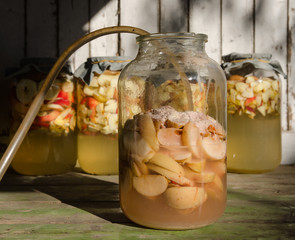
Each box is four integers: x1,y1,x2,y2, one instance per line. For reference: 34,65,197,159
133,175,168,197
229,75,245,81
164,186,207,209
205,175,225,200
123,131,155,163
137,113,159,151
147,163,192,186
184,166,215,183
205,161,226,177
182,122,202,158
44,103,64,111
186,159,206,173
168,148,192,163
149,152,184,175
16,78,37,104
131,162,142,177
61,81,74,92
83,85,95,96
201,136,226,161
157,128,183,146
36,110,60,123
136,161,149,175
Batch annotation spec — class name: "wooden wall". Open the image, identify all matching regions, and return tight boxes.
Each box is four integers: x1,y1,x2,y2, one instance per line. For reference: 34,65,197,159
0,0,294,163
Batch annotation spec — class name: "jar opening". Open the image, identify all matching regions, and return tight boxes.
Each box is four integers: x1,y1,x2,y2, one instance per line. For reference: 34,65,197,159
136,32,208,43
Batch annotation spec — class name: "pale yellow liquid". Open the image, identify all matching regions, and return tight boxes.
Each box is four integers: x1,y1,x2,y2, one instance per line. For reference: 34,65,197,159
227,113,281,173
11,130,77,175
77,133,118,175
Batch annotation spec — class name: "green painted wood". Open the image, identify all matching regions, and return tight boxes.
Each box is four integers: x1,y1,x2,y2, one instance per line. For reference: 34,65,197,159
0,166,294,239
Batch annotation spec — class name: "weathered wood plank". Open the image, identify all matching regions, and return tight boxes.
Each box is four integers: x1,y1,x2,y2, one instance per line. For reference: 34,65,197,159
189,0,221,62
254,0,288,131
160,0,188,32
26,0,57,57
0,1,25,138
120,0,159,58
288,0,295,130
58,0,90,71
222,0,254,55
0,201,108,224
89,0,119,57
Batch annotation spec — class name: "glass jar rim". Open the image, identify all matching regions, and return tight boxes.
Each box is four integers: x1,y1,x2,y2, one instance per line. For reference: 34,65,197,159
136,32,208,43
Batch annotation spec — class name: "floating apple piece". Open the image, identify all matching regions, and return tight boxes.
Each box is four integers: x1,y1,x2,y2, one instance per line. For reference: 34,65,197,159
164,186,207,209
137,113,159,151
186,159,206,173
147,163,192,186
168,148,192,163
36,110,60,123
149,152,184,175
157,128,183,146
182,122,202,158
123,131,155,163
201,136,226,161
133,175,168,197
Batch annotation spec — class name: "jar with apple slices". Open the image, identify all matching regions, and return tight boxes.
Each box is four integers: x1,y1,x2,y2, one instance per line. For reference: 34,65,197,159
8,58,76,175
75,57,130,175
118,32,227,229
222,53,285,173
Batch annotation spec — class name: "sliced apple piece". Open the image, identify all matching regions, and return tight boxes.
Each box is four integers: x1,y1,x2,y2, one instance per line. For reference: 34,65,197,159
205,175,225,200
16,78,37,104
229,75,245,81
62,81,74,92
205,161,226,177
211,174,224,191
169,148,192,163
123,131,155,163
157,128,183,146
235,82,247,93
164,187,207,209
36,110,60,123
183,166,215,183
147,163,192,186
149,152,184,175
186,159,206,173
136,161,149,175
133,175,168,197
201,136,226,161
136,113,159,151
131,161,142,177
182,122,202,158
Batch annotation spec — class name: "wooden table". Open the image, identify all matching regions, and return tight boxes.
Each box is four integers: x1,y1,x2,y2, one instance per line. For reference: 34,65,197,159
0,165,294,239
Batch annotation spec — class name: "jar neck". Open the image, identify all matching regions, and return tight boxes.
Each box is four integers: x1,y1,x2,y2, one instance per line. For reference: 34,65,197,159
136,33,207,57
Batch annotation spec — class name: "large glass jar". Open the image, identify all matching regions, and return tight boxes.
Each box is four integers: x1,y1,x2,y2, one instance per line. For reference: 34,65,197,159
222,53,285,173
118,33,227,230
75,57,130,175
9,58,76,175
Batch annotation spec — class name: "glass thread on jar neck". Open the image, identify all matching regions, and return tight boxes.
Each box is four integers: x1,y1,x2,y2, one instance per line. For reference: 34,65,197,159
136,32,208,54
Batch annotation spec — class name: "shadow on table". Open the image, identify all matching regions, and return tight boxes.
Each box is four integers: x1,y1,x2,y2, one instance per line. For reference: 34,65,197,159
0,169,131,225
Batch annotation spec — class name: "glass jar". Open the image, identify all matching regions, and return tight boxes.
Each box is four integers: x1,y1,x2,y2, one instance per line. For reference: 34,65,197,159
118,33,227,230
75,57,130,175
222,53,285,173
9,58,77,175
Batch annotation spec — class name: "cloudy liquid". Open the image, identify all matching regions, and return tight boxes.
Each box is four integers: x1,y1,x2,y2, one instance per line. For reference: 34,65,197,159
77,133,118,175
12,130,76,175
227,113,281,173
